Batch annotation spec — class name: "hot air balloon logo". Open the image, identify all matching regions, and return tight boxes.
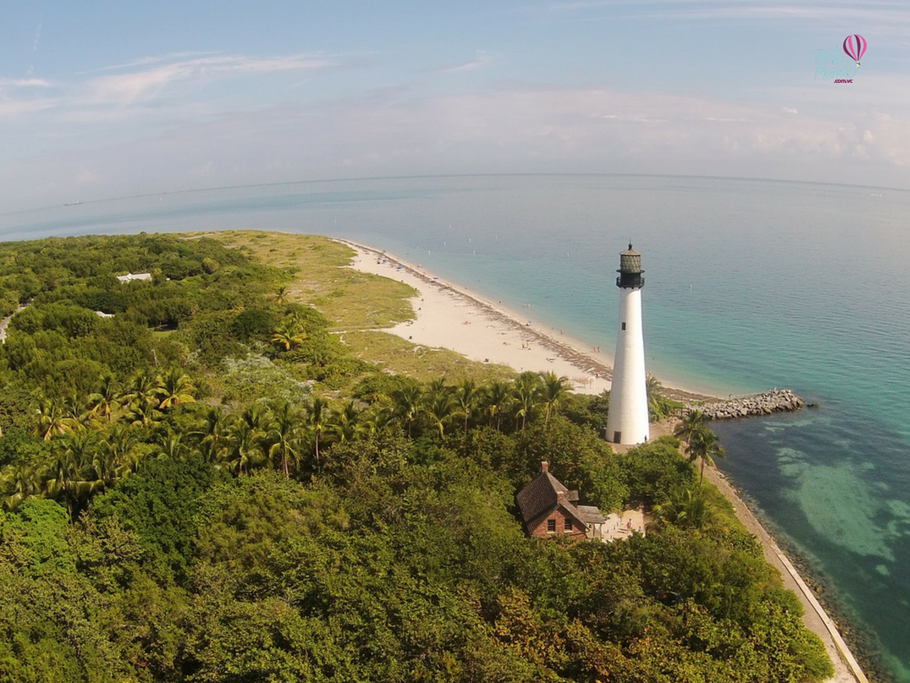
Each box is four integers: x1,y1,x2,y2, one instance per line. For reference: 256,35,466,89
843,35,867,67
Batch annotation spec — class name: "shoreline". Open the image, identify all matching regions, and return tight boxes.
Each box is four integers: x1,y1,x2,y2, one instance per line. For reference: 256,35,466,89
336,238,714,402
338,236,866,683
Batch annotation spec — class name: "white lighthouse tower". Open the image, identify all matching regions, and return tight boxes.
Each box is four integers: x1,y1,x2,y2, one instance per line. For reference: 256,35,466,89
605,244,650,445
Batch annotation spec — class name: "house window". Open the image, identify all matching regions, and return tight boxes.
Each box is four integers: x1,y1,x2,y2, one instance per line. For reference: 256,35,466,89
622,322,626,330
564,519,573,532
547,519,556,533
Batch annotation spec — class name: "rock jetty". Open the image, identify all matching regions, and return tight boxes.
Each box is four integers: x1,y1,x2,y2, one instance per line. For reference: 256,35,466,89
686,389,804,420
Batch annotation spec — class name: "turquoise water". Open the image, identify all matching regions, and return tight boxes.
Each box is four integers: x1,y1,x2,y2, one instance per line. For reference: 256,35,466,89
2,175,909,680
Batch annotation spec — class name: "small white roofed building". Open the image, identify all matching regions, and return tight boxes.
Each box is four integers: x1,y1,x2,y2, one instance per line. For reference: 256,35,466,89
116,272,152,282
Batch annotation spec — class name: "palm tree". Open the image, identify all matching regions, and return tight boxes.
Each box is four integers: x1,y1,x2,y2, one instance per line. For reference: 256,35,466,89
513,372,542,431
125,370,161,410
307,397,330,467
224,420,260,475
686,425,726,483
361,405,395,436
240,403,271,432
271,319,307,351
646,374,663,416
392,385,423,437
484,380,512,430
99,424,140,477
540,372,569,426
45,433,94,516
455,379,482,433
674,409,706,445
195,407,230,444
274,285,289,304
332,400,361,444
423,390,456,439
267,401,302,477
87,374,121,423
157,368,196,410
125,402,163,429
652,488,719,531
35,397,77,440
0,464,41,511
157,431,187,459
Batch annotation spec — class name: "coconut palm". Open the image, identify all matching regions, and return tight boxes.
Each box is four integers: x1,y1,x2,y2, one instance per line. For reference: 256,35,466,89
453,379,482,433
332,400,362,444
686,425,726,483
652,487,719,531
0,464,41,511
513,372,542,431
307,397,330,467
157,432,187,459
195,407,230,445
87,374,122,423
392,384,423,437
423,389,456,439
267,401,303,477
484,380,512,430
540,372,569,426
44,433,94,516
157,368,196,410
674,409,706,445
224,420,261,475
125,370,161,410
646,374,663,415
360,405,395,436
124,402,163,429
99,424,140,476
35,397,77,440
271,320,307,351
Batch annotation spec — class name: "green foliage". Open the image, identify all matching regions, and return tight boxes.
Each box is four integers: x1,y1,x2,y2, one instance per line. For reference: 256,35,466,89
0,232,833,682
352,372,421,404
562,389,611,434
232,307,276,340
621,436,697,507
91,454,228,576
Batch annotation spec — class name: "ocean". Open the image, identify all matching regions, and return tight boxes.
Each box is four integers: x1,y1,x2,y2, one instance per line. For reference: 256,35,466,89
2,174,909,681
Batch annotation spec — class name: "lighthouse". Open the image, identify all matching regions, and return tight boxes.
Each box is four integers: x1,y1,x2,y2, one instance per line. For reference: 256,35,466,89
605,244,650,445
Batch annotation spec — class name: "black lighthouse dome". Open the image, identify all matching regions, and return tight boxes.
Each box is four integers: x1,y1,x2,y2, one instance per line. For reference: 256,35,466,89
617,243,644,289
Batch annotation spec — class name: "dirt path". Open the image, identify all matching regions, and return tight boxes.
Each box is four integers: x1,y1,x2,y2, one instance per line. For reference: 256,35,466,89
0,304,26,343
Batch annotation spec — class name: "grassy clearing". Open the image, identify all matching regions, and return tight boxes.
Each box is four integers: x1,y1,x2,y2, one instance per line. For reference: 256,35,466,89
342,330,515,384
205,230,511,385
210,231,416,329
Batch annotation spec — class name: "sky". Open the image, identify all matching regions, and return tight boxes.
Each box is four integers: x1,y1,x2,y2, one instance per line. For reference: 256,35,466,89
1,1,909,211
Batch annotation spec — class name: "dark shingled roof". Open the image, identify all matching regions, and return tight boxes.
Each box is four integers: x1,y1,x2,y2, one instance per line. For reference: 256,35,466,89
577,505,606,525
516,470,588,532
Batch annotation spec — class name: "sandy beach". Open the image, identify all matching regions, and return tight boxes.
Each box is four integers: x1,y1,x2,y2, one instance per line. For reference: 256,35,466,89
339,237,866,683
339,239,708,401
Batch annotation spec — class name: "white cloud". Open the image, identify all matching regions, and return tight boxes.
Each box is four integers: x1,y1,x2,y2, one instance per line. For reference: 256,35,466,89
437,51,495,73
82,54,335,106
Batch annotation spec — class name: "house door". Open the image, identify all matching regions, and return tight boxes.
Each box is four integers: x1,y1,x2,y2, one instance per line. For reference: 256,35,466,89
613,431,621,443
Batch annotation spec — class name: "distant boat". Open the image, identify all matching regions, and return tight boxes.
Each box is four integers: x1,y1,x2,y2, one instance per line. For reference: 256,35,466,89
63,201,83,206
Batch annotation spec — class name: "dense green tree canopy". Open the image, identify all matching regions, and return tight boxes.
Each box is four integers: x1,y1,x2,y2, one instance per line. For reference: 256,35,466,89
0,233,833,682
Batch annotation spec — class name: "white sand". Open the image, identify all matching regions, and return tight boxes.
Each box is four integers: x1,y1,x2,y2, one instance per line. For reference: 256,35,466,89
341,240,615,394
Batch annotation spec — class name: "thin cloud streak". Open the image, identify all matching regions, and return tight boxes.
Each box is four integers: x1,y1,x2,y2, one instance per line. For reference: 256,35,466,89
0,52,336,120
83,54,335,106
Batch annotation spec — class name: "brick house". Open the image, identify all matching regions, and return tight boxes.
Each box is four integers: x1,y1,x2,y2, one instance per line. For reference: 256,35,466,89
516,461,599,539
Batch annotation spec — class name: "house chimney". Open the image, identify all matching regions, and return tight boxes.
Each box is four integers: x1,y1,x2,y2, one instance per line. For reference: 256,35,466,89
541,461,549,473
